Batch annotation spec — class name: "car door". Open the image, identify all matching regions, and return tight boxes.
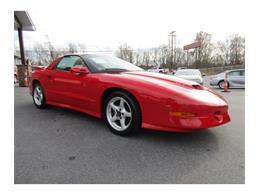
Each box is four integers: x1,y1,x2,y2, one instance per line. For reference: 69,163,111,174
48,55,91,109
228,70,243,87
240,70,245,87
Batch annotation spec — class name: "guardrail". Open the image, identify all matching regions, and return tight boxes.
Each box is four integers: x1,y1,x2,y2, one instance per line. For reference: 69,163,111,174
199,65,245,75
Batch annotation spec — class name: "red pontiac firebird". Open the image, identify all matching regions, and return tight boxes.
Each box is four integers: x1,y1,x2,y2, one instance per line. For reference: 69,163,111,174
30,54,230,135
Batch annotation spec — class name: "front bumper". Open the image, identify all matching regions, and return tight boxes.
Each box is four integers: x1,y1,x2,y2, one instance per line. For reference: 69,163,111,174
209,79,219,86
142,111,230,132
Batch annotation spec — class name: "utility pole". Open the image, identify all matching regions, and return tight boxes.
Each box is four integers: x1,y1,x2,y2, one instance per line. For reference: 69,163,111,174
169,31,176,71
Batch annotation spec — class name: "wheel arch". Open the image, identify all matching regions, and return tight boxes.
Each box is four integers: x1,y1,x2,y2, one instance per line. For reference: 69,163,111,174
101,87,142,120
32,79,41,88
31,79,42,96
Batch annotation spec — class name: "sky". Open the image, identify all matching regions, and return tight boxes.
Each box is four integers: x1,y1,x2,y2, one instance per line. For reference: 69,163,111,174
14,0,246,51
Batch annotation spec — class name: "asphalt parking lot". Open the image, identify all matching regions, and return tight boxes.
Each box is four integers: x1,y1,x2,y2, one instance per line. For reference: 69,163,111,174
14,77,245,184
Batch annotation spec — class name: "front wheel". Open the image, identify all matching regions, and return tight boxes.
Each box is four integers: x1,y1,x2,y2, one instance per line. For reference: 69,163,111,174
103,91,141,136
33,83,47,109
218,80,227,89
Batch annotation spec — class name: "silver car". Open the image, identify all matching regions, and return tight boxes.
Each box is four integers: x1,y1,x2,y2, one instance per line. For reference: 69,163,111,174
174,69,204,85
209,69,245,89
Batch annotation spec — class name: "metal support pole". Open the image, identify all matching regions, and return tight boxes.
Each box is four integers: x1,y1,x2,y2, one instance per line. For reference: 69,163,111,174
18,28,26,65
171,35,173,70
174,36,176,65
186,50,188,66
169,31,176,71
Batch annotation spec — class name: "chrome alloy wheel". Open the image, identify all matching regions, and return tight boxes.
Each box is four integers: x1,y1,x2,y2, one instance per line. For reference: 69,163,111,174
33,85,43,106
106,97,132,131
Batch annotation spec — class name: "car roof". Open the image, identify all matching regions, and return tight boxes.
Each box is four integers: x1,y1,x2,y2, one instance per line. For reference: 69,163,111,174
63,52,115,56
227,69,245,71
176,69,200,71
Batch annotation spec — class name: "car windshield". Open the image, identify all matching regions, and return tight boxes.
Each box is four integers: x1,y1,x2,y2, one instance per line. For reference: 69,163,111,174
175,69,201,76
82,54,143,73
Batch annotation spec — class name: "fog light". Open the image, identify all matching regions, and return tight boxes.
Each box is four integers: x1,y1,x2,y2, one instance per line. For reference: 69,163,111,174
169,112,196,117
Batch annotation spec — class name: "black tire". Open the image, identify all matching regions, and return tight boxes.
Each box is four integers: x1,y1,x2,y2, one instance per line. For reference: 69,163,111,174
103,91,141,136
218,80,229,89
32,82,47,109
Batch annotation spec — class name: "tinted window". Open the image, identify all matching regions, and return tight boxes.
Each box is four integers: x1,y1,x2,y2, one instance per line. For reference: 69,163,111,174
82,54,143,73
228,71,240,76
54,56,86,71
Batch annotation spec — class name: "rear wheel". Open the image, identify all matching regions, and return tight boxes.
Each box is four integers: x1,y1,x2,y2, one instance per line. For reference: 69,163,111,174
33,82,47,109
103,91,141,136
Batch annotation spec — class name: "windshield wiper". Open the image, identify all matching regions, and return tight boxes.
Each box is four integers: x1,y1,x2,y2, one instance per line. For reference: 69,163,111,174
100,68,129,73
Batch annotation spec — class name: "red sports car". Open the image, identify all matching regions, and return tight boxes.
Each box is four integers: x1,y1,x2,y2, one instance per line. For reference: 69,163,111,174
30,54,230,135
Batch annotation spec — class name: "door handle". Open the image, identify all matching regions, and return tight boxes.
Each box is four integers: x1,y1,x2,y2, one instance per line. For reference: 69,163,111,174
47,75,52,79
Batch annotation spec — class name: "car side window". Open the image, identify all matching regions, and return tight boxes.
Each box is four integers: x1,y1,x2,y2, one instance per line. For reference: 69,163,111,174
74,57,86,66
53,56,86,71
240,70,245,76
228,71,240,76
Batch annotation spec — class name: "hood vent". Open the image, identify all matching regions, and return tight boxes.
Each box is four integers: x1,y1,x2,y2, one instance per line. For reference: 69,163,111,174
192,84,204,90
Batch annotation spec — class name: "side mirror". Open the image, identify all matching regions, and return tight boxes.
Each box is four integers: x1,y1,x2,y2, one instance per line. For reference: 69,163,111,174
70,66,89,74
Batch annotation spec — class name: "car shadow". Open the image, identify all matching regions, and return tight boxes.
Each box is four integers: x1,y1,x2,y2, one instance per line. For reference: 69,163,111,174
44,105,219,152
137,128,219,153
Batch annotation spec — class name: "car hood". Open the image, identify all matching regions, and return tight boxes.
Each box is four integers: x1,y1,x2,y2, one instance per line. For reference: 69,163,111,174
175,75,202,80
120,71,199,89
116,71,227,106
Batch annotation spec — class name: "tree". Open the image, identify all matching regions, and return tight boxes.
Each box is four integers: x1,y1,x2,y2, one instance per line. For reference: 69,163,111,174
141,51,150,66
133,50,141,66
116,43,134,63
68,42,78,53
157,45,170,67
195,31,214,67
175,47,186,66
229,34,245,65
44,35,59,61
212,40,230,66
32,42,50,65
150,48,159,67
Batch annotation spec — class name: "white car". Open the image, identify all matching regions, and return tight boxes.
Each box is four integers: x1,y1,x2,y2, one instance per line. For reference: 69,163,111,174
174,69,204,85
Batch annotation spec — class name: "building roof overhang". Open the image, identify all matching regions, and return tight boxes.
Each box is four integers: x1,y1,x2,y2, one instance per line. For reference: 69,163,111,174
14,11,36,31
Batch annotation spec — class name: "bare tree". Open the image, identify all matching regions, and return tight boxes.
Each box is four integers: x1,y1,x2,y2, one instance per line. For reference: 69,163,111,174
174,47,186,66
151,48,159,67
159,45,171,67
195,31,214,67
229,34,245,65
212,40,230,66
32,42,51,65
44,35,58,61
68,42,78,53
116,43,134,63
133,50,141,66
141,51,150,66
